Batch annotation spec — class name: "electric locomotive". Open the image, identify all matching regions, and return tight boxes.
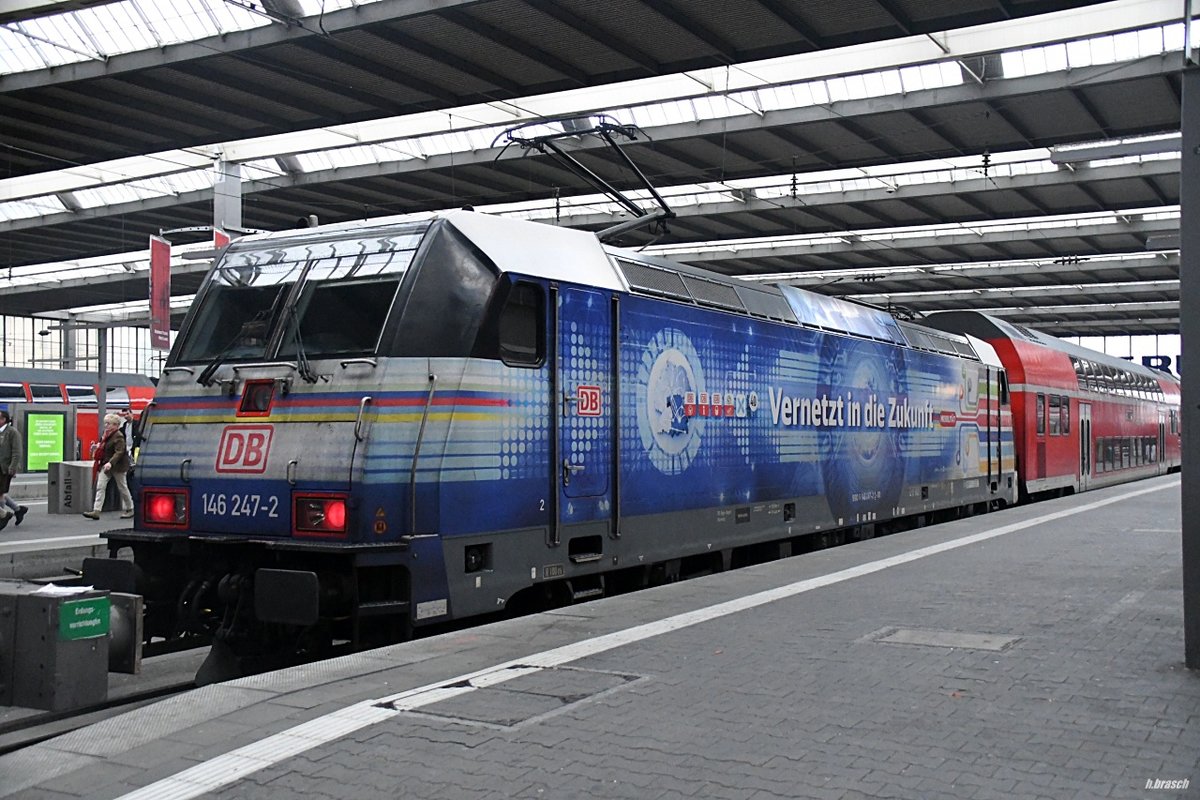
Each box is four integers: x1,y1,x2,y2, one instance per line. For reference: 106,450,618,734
90,210,1018,679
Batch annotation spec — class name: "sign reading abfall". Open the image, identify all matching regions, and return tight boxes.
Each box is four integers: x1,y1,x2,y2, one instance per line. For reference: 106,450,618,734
149,235,171,350
216,425,274,473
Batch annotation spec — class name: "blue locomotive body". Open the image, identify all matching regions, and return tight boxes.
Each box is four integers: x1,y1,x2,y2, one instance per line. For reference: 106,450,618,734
98,211,1016,673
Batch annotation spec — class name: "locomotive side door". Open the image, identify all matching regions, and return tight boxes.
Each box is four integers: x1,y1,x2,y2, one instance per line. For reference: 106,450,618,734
1079,402,1092,490
552,285,614,547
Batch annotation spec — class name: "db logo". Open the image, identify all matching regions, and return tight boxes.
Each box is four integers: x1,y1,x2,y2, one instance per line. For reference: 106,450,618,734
576,385,602,416
216,425,273,473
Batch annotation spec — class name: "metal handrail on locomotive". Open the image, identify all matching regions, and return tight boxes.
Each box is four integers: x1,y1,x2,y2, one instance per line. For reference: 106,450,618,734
85,210,1179,682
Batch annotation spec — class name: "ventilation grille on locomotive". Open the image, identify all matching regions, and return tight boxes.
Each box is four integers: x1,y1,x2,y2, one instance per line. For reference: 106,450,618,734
681,275,745,312
898,321,978,359
737,286,797,323
618,260,690,301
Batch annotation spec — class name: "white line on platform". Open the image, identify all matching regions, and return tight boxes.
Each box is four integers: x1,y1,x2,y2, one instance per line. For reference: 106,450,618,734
115,478,1178,800
0,534,101,549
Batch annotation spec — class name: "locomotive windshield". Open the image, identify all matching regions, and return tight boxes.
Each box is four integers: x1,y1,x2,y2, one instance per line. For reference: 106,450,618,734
278,249,412,358
176,224,427,365
177,252,302,363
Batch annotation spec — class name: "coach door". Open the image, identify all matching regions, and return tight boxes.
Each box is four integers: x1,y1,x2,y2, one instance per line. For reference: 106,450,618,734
551,285,615,547
1079,402,1092,490
1158,413,1167,475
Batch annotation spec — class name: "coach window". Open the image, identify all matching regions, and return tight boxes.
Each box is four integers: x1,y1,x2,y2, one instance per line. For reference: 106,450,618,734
999,373,1010,405
498,283,545,367
0,383,25,402
1048,395,1061,435
65,384,97,404
1035,393,1046,435
1060,395,1070,435
29,384,64,403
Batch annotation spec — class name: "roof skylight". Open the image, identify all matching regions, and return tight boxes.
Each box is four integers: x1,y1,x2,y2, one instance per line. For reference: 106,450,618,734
0,2,1186,230
0,1,383,74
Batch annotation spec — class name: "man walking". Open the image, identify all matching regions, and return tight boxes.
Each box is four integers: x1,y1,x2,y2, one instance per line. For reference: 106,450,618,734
83,413,133,520
0,410,25,532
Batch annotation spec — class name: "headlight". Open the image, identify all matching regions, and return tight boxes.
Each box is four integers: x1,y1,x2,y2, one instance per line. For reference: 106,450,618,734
143,488,188,527
293,494,349,537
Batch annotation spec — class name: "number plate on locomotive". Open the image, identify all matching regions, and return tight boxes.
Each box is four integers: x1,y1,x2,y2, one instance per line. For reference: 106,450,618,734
201,492,281,519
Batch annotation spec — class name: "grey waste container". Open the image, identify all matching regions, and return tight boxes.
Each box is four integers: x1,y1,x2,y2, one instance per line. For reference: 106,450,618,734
47,460,93,514
0,581,109,710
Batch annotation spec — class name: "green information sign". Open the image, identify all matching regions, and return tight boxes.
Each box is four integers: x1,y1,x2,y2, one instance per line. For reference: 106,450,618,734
59,596,111,641
26,412,65,472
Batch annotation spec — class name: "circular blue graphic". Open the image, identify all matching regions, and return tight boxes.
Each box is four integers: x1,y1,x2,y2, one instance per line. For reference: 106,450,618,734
637,328,705,475
818,335,906,522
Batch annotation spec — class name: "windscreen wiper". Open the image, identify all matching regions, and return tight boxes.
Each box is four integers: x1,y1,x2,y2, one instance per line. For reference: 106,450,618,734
196,315,269,387
286,303,319,384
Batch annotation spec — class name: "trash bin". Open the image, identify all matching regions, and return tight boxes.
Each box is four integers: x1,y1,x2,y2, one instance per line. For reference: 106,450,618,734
0,581,109,710
46,460,94,514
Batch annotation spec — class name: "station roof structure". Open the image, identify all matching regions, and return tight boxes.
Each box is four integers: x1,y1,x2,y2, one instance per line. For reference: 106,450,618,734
0,0,1187,336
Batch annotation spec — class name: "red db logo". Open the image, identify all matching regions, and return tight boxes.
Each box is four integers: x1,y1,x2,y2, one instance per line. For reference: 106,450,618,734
576,385,602,416
216,425,273,473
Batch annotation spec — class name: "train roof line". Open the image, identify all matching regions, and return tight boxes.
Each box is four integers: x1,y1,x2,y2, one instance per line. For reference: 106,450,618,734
224,210,984,364
928,310,1179,384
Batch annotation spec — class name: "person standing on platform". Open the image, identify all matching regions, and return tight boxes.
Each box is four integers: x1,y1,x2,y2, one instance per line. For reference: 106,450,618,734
0,410,25,531
83,413,134,521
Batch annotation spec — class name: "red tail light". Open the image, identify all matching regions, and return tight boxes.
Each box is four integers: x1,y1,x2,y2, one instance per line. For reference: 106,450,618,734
143,488,188,527
293,493,349,537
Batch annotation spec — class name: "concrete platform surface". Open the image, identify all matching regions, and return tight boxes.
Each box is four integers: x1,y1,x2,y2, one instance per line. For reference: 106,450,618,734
0,475,1195,800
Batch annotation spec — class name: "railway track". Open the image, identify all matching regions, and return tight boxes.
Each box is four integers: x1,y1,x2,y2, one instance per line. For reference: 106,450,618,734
0,679,197,756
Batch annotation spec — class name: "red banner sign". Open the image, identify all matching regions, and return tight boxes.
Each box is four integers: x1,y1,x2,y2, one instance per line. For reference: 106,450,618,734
149,235,171,350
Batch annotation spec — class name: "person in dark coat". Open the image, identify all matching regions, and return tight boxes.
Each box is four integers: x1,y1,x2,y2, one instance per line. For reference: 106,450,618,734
0,409,24,531
83,413,133,520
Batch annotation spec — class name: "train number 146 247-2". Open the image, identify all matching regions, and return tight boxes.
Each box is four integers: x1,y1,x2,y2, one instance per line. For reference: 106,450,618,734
201,492,280,518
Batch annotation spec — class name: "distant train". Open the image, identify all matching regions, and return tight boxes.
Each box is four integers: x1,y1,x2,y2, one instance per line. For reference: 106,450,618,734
84,211,1178,680
925,312,1180,497
0,366,155,463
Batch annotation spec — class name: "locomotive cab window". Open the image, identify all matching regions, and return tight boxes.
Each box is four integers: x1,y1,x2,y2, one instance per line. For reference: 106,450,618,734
280,277,401,358
498,283,544,367
178,281,290,363
281,247,414,359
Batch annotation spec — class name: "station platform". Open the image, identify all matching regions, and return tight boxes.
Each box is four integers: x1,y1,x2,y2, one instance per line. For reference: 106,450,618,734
0,475,1195,800
0,474,122,581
